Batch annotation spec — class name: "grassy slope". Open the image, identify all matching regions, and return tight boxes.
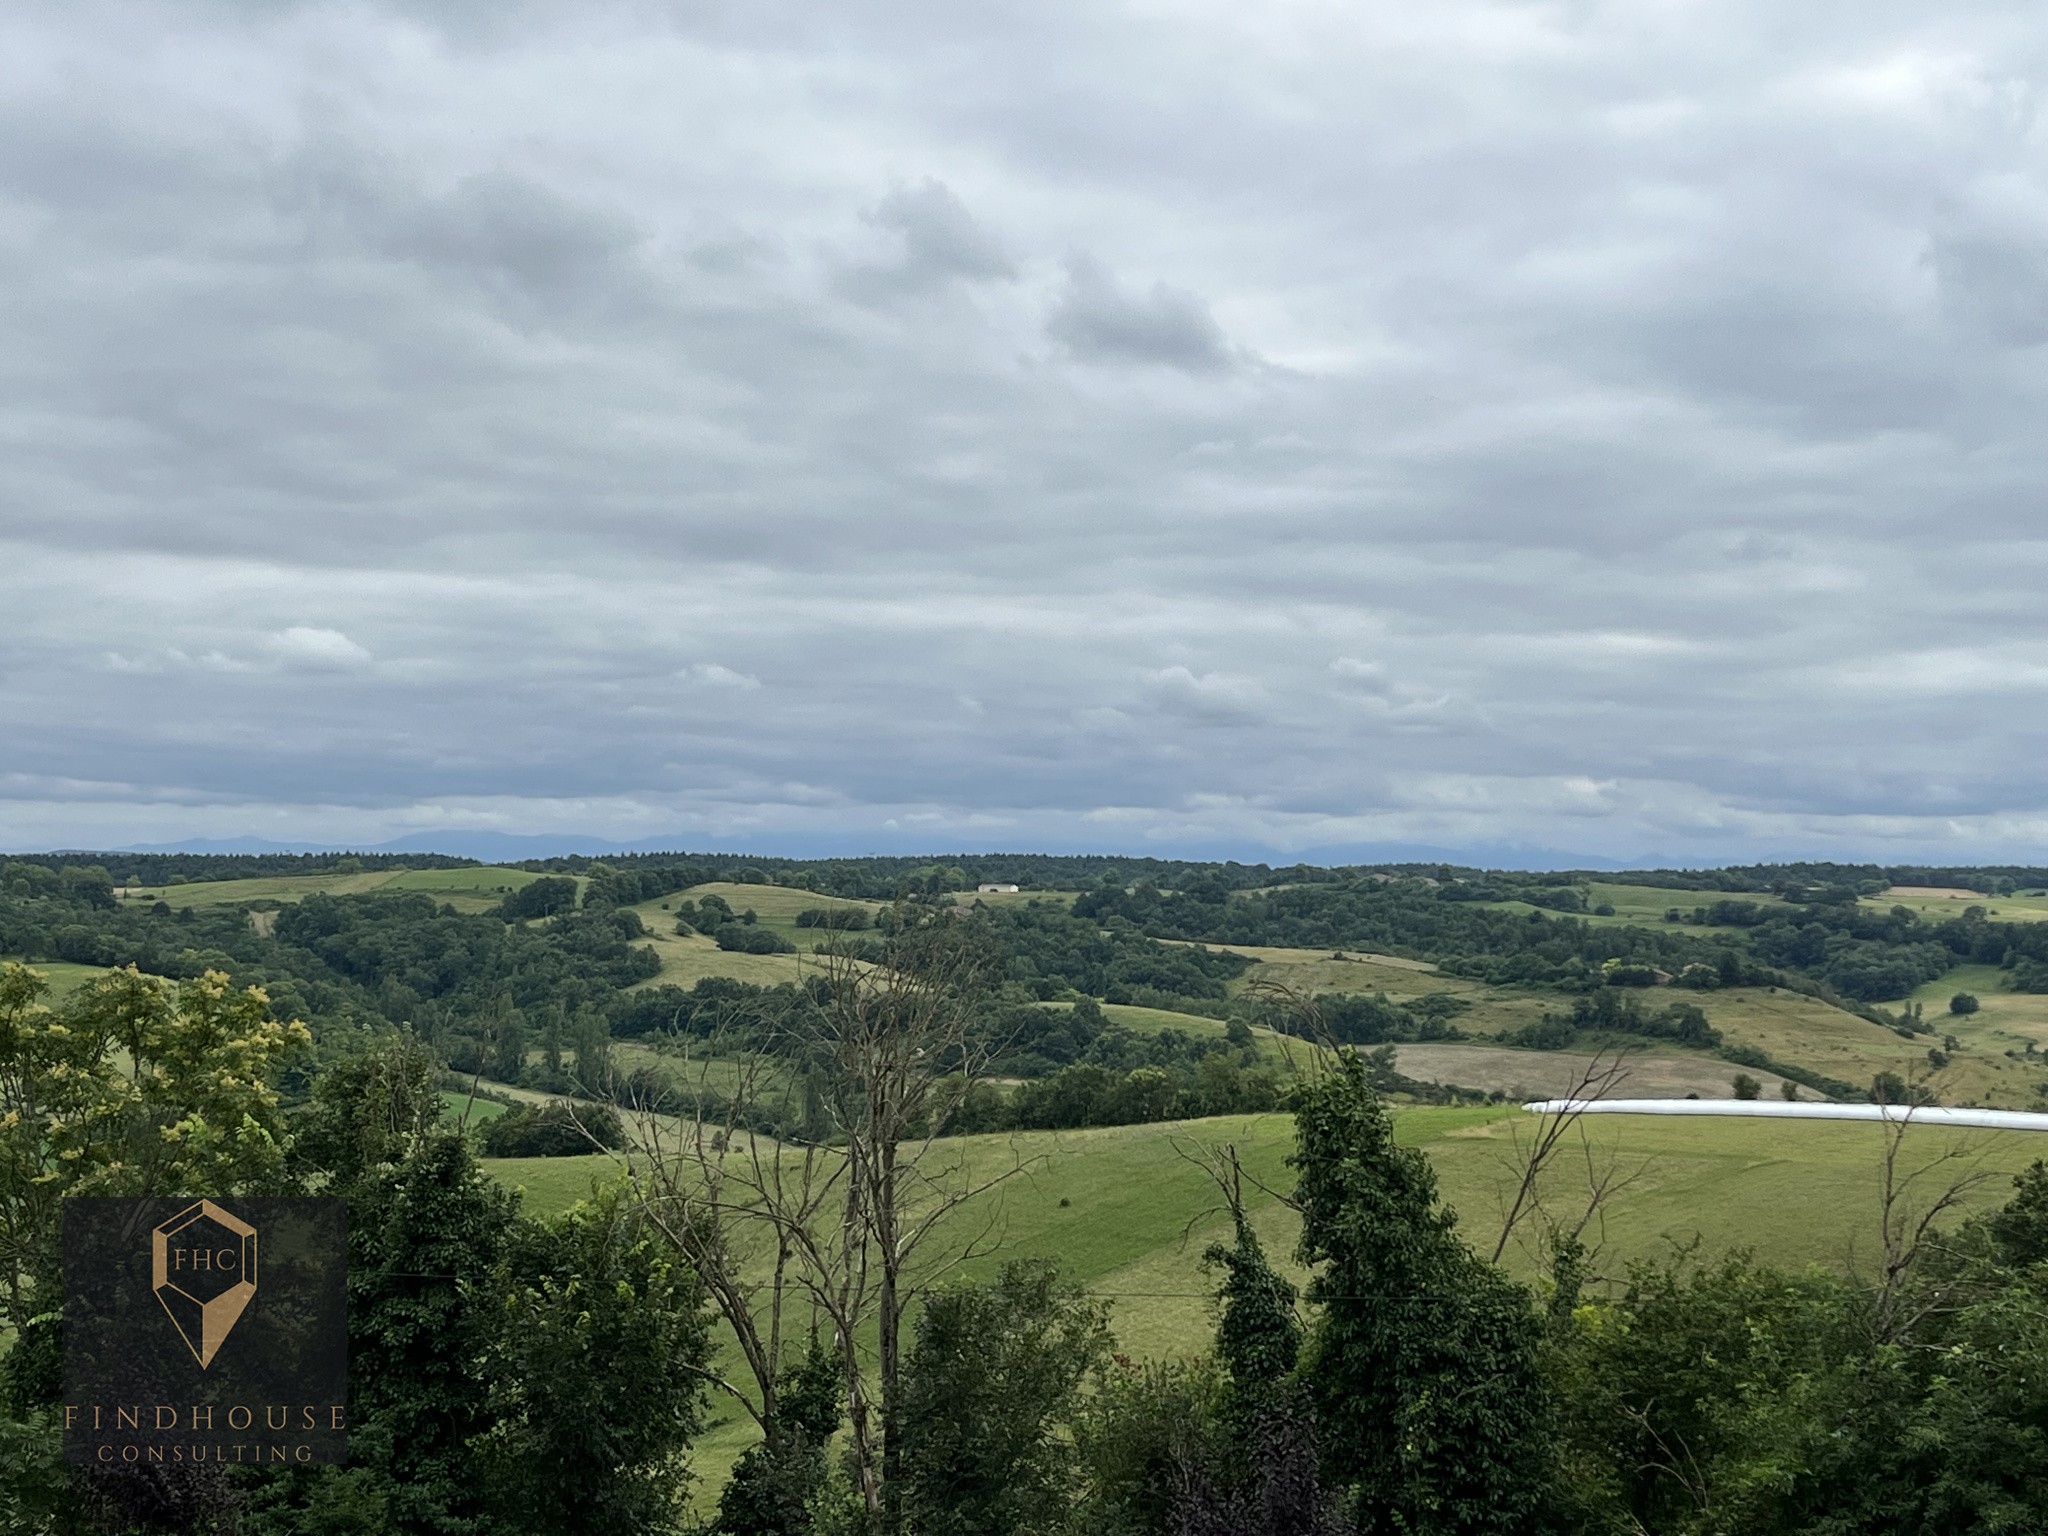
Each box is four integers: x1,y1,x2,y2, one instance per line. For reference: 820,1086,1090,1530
1390,1043,1794,1101
437,1089,509,1126
619,898,1964,1105
1203,938,1941,1102
624,883,883,988
1471,882,1795,936
1865,889,2048,924
487,1104,2048,1500
114,865,551,915
949,889,1084,911
0,959,113,1000
1907,965,2048,1108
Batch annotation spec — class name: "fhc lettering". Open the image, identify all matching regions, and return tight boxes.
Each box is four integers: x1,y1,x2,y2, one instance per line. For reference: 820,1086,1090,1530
166,1244,243,1273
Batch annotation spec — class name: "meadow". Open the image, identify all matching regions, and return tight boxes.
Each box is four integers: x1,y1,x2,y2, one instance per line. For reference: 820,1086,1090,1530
1474,880,1797,935
114,863,554,914
483,1101,2048,1500
1863,885,2048,923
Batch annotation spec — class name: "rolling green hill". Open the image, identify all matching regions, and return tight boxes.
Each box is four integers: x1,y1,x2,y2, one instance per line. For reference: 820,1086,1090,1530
115,864,552,914
485,1101,2048,1502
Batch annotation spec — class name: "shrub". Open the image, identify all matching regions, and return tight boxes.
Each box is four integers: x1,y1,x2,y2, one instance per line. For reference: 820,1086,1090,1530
479,1100,625,1157
795,906,872,931
715,925,795,955
1731,1073,1761,1100
1602,959,1661,987
1951,993,1981,1016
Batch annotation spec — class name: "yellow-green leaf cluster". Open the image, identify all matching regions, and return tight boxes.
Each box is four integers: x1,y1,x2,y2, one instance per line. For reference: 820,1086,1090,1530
0,961,309,1334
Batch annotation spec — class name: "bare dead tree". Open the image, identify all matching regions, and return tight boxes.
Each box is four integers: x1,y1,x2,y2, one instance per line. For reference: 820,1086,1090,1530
1490,1046,1637,1264
628,909,1036,1534
1865,1088,1997,1341
632,1031,841,1443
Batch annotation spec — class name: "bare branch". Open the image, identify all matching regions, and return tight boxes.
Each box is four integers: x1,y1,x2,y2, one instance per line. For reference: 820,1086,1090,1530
1491,1046,1637,1264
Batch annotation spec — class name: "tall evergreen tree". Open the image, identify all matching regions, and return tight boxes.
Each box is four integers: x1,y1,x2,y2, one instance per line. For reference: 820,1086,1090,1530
1291,1053,1550,1535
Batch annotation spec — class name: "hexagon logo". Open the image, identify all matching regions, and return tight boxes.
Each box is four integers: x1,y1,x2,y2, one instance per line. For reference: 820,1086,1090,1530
150,1200,257,1369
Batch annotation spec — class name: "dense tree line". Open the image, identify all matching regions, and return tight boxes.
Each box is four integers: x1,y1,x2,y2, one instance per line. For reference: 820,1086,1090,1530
0,851,473,887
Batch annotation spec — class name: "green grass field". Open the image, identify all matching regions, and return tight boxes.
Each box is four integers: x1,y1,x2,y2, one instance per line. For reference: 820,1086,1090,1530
624,883,882,986
1196,941,1958,1103
486,1103,2048,1502
116,864,553,915
627,925,826,989
951,888,1082,911
1864,886,2048,924
438,1089,510,1127
1465,881,1796,937
496,1105,2048,1299
1908,966,2048,1102
1582,881,1794,924
0,958,113,1001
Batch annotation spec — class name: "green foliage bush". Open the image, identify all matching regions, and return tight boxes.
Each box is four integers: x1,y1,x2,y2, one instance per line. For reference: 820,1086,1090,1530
715,924,797,955
795,906,871,930
479,1099,626,1157
896,1259,1110,1536
498,875,579,921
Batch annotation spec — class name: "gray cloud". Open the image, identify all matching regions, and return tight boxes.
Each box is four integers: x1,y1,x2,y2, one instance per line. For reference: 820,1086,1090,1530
1045,256,1235,371
851,178,1016,293
3,0,2048,862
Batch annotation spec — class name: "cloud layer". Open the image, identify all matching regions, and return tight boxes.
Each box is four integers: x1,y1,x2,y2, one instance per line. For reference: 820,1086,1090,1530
4,0,2048,862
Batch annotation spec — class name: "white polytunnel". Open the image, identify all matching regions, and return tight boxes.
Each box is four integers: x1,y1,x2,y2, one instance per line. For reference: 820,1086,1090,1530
1521,1099,2048,1132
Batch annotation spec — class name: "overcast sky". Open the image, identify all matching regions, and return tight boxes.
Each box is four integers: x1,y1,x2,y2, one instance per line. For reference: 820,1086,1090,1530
5,0,2048,865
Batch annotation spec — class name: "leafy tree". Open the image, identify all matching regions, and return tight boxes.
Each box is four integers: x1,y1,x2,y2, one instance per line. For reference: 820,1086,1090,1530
288,1029,440,1187
1206,1213,1300,1424
718,1333,844,1536
1170,1397,1355,1536
1950,992,1980,1015
797,907,872,931
499,876,580,922
1071,1360,1226,1536
1290,1053,1550,1534
345,1127,519,1535
479,1099,625,1158
479,1187,710,1536
1732,1072,1762,1100
1548,1254,1853,1535
1987,1159,2048,1268
896,1259,1111,1536
717,926,797,955
0,964,309,1341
